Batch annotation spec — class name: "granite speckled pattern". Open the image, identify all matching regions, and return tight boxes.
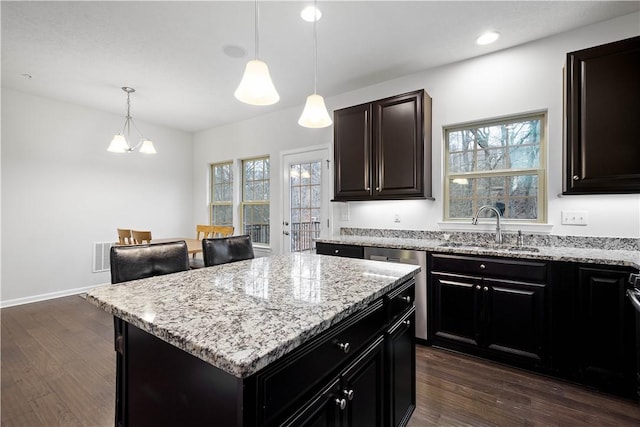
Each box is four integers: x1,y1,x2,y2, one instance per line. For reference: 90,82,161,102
84,253,419,379
317,229,640,270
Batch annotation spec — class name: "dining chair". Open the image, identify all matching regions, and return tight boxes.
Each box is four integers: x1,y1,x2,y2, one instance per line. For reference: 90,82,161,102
211,225,234,238
117,228,133,245
110,241,190,284
195,224,215,240
202,235,254,267
132,230,152,244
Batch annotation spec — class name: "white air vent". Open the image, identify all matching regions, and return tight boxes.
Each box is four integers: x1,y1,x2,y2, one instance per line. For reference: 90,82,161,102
93,242,114,273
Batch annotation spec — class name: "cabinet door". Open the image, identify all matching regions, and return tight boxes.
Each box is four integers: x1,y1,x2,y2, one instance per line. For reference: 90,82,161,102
578,266,636,392
386,307,416,427
482,279,546,366
279,378,343,427
341,337,385,427
564,36,640,194
373,90,429,199
432,272,481,349
333,103,372,200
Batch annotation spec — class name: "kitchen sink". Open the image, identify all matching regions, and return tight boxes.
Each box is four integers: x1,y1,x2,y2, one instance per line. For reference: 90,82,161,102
437,241,540,253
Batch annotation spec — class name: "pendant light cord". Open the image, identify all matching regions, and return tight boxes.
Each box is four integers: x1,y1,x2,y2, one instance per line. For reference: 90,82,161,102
254,0,259,60
313,0,318,94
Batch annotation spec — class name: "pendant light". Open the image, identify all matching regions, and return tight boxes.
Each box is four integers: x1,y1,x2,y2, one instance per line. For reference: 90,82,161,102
234,0,279,106
298,0,332,128
107,87,156,154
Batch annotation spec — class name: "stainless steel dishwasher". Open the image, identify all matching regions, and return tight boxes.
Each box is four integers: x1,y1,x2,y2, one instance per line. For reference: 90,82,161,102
364,247,428,342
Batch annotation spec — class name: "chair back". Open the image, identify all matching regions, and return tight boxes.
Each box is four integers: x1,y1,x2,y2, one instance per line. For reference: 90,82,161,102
117,228,133,245
131,230,152,244
110,241,190,284
211,225,234,238
202,235,254,267
196,224,214,240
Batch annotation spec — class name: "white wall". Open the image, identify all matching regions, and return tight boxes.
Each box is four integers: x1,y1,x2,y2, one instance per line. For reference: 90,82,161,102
1,88,193,306
194,12,640,243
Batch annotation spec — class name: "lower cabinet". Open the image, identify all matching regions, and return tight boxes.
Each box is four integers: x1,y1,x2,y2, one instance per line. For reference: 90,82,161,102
430,254,548,368
576,265,636,394
385,307,416,427
282,337,385,427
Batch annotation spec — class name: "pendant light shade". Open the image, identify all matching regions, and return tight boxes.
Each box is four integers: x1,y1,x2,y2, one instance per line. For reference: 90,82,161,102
235,0,279,106
298,0,332,128
107,87,156,154
298,94,332,128
234,59,280,105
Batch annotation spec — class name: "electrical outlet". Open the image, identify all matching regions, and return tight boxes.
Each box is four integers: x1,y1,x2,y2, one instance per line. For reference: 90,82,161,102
393,212,400,223
561,210,588,225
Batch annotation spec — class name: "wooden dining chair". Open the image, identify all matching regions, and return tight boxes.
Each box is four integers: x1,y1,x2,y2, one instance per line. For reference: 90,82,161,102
117,228,133,245
196,224,215,240
131,230,152,244
211,225,234,238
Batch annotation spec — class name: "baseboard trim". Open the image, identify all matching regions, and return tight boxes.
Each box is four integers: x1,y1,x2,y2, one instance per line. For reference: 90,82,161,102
1,284,100,309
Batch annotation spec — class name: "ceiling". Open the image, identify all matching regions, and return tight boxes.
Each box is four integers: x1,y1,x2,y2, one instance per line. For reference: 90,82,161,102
2,1,639,133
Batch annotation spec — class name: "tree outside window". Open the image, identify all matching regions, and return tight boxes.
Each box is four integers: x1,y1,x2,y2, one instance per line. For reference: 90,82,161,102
210,162,233,226
242,157,270,245
445,113,546,222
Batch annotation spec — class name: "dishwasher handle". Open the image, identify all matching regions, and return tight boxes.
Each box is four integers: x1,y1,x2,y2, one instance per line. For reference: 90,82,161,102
627,289,640,313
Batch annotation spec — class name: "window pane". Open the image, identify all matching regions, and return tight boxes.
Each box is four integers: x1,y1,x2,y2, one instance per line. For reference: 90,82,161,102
243,204,270,244
242,157,270,244
445,114,544,221
212,205,233,226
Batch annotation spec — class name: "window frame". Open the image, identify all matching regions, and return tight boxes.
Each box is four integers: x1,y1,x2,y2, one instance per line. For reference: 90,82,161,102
209,161,234,226
241,156,271,246
443,111,547,223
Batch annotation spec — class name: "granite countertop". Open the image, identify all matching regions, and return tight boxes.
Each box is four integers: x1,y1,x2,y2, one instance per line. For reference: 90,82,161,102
315,235,640,270
84,253,419,379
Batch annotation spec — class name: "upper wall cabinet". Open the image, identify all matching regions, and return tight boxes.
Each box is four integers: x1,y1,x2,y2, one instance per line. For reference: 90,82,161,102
564,36,640,195
333,89,432,201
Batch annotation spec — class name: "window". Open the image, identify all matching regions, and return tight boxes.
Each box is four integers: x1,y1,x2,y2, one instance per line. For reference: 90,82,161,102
242,157,270,245
210,162,233,226
444,113,546,222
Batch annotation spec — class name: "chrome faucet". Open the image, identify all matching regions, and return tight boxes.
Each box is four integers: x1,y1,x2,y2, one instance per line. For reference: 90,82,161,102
472,205,503,245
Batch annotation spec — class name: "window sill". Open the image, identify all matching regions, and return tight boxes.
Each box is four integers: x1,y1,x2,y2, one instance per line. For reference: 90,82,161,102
437,221,554,235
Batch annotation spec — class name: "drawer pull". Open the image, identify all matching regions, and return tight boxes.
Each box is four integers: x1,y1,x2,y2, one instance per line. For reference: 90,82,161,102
343,389,355,401
483,286,489,291
480,264,486,269
403,320,411,328
335,398,347,410
475,285,481,290
334,249,339,254
337,342,351,353
399,295,411,303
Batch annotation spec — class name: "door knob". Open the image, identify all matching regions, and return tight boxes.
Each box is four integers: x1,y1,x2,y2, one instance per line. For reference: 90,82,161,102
343,389,355,401
337,342,350,353
335,398,347,410
283,231,290,235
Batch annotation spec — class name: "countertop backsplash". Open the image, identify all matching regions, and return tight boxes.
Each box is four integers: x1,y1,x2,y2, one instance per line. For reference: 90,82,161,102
339,228,640,252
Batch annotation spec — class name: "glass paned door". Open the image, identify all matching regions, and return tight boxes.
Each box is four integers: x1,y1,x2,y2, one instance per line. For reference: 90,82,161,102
283,148,329,254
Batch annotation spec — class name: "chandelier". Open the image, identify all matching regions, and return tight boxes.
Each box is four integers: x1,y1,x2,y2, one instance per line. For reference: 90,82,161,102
107,87,156,154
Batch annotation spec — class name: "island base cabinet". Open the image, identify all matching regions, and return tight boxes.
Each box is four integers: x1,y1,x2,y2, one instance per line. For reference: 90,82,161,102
385,307,416,427
281,337,385,427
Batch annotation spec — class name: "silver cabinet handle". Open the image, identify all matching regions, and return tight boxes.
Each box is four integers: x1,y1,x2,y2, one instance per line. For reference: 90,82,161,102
400,295,411,303
335,398,347,410
337,342,350,353
403,320,411,327
483,286,489,291
573,175,580,181
343,389,354,401
334,249,339,254
475,285,481,290
480,264,486,269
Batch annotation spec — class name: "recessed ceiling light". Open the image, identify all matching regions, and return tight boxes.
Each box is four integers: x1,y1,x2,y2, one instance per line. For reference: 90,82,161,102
301,5,321,22
476,31,500,45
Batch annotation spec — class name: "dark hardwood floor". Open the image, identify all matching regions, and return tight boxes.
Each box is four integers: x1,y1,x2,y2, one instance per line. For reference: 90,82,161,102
2,295,639,426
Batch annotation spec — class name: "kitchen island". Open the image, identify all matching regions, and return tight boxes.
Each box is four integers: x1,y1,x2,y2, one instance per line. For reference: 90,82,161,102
85,253,419,427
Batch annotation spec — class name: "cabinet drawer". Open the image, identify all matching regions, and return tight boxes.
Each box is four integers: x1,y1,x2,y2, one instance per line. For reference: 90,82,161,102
258,300,385,424
316,242,364,259
386,279,415,323
431,254,547,283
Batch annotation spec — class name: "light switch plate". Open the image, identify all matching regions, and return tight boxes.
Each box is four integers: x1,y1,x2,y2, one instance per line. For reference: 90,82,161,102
561,210,588,225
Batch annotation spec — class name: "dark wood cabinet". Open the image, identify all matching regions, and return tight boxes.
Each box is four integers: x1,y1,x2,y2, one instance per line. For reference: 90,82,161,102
564,36,640,194
316,242,364,259
333,90,432,201
577,266,636,393
385,307,416,427
429,254,548,368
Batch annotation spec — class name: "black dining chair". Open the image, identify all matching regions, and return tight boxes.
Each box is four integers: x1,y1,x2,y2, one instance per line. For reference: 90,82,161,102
202,235,255,267
110,241,190,284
